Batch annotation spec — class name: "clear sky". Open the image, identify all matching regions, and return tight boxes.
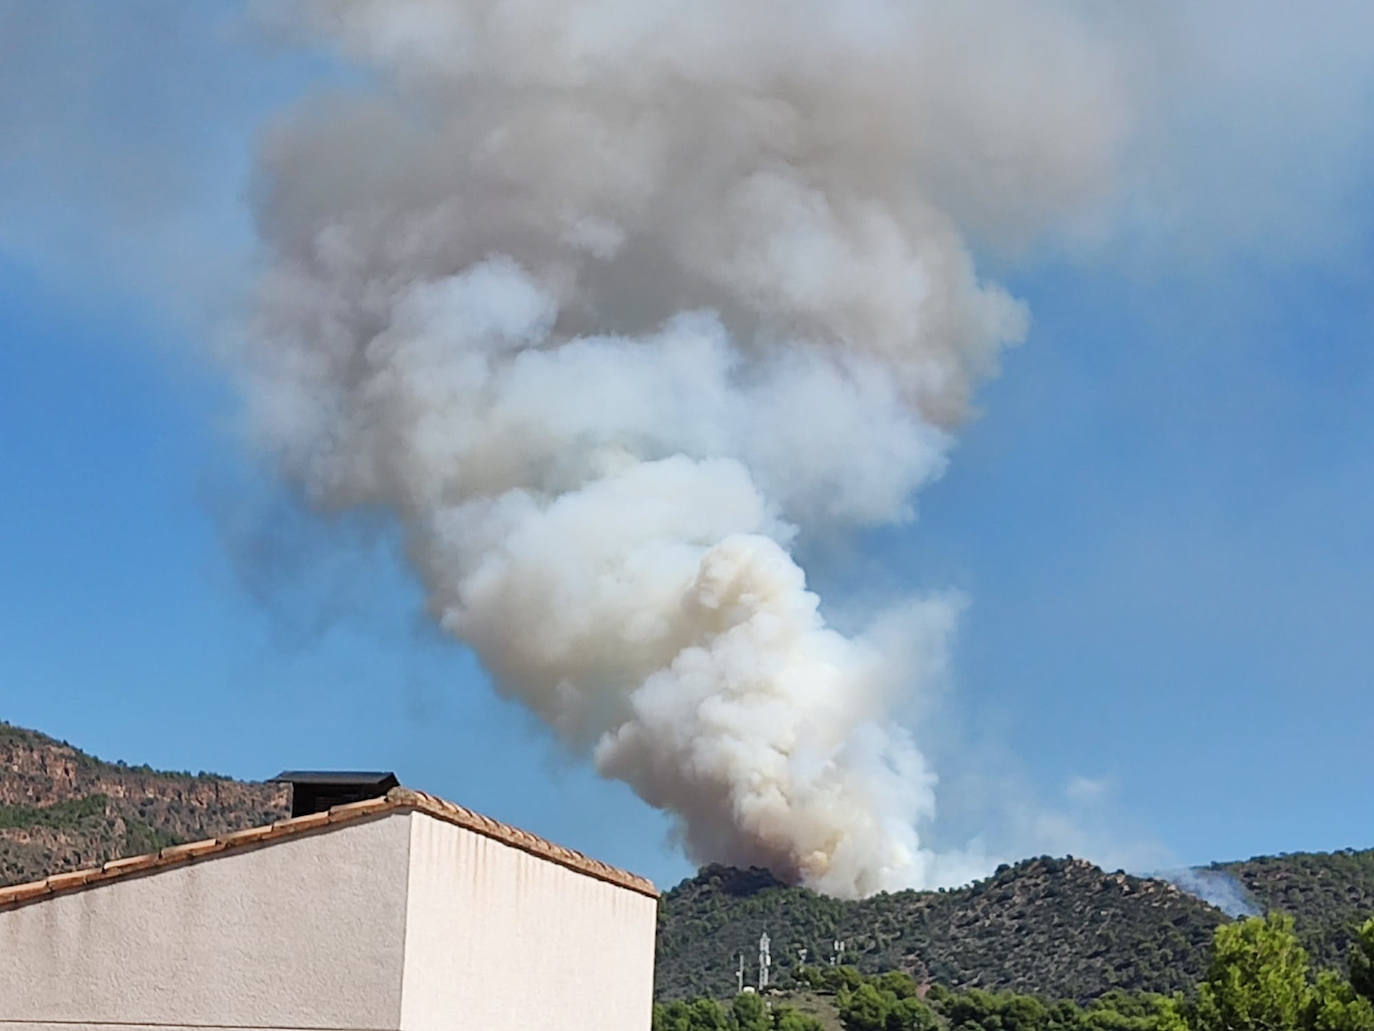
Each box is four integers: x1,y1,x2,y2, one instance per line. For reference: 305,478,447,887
1,1,1371,892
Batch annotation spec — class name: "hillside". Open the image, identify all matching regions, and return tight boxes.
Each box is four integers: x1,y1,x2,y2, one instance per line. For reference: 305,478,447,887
655,860,1226,1003
0,722,287,886
656,850,1374,1003
0,720,1369,1005
1219,849,1374,974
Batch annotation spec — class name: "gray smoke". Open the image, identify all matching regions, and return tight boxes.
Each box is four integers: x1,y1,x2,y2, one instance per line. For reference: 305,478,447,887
1160,867,1261,918
235,0,1125,897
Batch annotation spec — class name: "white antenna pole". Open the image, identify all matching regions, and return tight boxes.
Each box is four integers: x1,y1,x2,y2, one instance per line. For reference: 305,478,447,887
737,953,744,994
759,931,771,990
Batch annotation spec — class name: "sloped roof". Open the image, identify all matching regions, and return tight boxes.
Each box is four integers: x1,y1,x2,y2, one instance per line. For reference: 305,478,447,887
0,786,658,908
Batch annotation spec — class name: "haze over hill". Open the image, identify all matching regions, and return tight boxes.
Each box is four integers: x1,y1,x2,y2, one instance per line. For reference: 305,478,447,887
2,721,1370,1004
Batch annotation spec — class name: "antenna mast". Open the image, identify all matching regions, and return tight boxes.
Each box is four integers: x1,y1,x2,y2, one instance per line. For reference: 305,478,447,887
758,931,771,990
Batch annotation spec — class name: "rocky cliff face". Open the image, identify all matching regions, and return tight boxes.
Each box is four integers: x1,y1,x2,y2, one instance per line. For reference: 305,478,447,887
0,723,287,885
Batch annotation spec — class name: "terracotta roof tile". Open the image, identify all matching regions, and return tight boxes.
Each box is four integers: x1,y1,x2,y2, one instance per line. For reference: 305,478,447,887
272,809,332,833
160,839,224,862
217,824,276,848
102,853,161,876
0,785,657,910
326,796,393,822
3,880,52,903
43,870,94,892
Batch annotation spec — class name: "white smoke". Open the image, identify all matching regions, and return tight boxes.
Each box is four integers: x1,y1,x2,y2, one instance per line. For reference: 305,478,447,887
1159,868,1261,919
236,0,1126,897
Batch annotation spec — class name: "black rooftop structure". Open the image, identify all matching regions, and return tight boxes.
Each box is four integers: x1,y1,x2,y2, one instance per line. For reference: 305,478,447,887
271,771,400,818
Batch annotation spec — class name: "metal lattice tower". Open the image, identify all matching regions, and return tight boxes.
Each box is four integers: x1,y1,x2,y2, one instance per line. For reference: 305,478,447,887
758,931,771,990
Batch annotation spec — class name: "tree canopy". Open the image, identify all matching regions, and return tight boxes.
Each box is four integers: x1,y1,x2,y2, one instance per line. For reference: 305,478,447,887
659,908,1374,1031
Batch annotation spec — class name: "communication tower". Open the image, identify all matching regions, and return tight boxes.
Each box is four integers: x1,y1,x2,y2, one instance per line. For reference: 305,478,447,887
758,931,772,990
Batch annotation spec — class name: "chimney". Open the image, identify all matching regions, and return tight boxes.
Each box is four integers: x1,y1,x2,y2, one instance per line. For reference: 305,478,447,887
271,771,399,818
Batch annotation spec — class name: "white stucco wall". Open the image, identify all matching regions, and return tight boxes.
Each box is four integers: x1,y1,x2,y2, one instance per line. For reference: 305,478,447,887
0,813,412,1031
398,811,658,1031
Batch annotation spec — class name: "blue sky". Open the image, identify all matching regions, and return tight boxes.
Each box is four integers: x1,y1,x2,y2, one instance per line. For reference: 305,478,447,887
1,1,1371,890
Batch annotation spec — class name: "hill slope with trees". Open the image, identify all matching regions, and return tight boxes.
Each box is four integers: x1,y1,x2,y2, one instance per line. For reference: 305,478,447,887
656,860,1226,1002
656,914,1374,1030
1218,850,1374,974
655,851,1374,1004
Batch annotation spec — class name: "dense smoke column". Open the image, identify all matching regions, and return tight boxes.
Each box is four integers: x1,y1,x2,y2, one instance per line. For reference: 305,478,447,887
240,0,1124,897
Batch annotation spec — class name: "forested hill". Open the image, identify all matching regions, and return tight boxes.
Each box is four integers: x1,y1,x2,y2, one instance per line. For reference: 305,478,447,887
656,849,1374,1003
1218,849,1374,973
1,720,1371,1005
655,860,1225,1003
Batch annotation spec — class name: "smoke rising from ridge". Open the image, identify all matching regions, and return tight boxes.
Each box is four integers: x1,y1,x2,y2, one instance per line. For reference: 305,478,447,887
238,0,1126,897
1159,868,1261,919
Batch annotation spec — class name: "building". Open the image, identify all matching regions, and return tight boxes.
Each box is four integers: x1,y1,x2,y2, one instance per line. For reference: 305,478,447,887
0,776,658,1031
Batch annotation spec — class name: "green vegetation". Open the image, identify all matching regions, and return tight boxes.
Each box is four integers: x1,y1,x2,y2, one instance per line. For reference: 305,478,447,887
656,860,1224,1002
1189,912,1374,1031
658,851,1374,1003
1351,919,1374,1003
1193,914,1315,1031
0,794,110,831
836,974,936,1030
0,792,191,882
661,910,1374,1031
121,817,181,856
655,968,1184,1031
653,992,827,1030
1219,851,1374,975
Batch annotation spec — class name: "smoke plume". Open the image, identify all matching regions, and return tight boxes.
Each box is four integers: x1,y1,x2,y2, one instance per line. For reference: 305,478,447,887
237,0,1125,897
1159,868,1261,919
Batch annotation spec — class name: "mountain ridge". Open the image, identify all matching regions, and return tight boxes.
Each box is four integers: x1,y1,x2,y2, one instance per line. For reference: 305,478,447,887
0,721,288,887
2,720,1369,1003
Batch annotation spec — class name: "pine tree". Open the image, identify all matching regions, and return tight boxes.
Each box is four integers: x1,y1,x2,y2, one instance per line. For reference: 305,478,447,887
1351,919,1374,1004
